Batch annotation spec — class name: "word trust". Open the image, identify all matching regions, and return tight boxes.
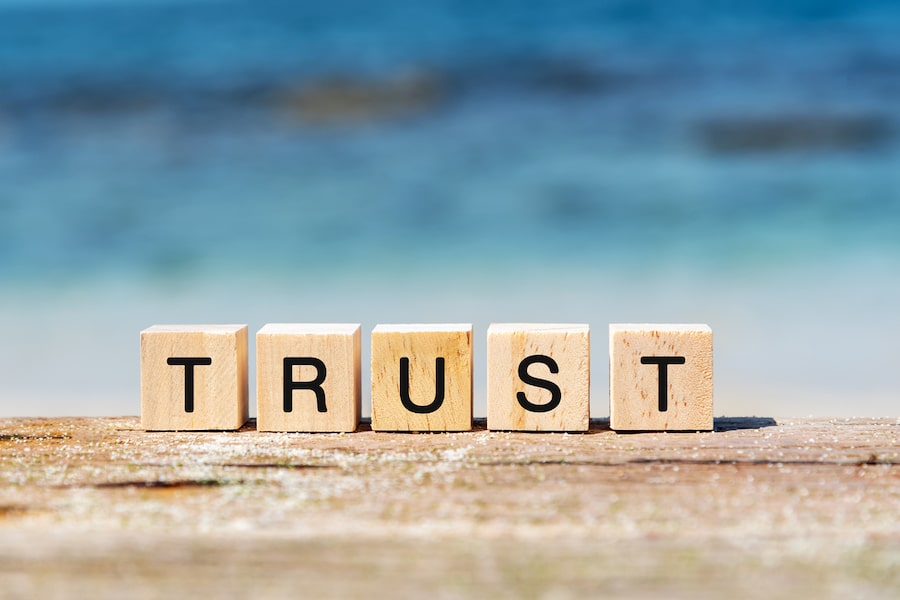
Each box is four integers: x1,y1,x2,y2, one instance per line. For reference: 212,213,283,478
140,323,713,434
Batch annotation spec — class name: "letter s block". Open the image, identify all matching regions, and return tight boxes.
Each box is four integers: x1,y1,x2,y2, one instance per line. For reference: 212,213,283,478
256,324,361,433
371,324,472,432
609,324,713,432
487,323,590,432
140,325,248,431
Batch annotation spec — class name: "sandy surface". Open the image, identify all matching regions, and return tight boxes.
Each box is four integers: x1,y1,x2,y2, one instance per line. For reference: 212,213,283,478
0,416,898,598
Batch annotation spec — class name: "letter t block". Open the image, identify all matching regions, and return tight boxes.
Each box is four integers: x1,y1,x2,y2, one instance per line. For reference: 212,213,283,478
140,324,249,431
609,324,713,431
256,323,361,432
371,324,473,432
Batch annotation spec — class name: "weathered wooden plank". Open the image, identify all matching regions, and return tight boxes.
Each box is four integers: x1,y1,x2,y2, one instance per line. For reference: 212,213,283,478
0,417,898,599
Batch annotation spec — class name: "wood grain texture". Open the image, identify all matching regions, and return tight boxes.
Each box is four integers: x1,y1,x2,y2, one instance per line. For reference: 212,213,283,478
487,323,590,431
610,324,713,431
0,417,898,599
140,325,248,431
256,324,361,433
371,324,472,431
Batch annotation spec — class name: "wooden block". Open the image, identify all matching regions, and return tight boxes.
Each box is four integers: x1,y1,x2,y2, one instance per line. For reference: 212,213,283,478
609,324,713,432
371,324,473,432
486,323,590,432
140,324,248,431
256,324,361,433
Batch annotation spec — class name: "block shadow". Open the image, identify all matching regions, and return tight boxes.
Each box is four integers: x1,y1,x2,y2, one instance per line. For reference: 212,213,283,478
713,417,778,431
587,416,778,433
241,416,777,434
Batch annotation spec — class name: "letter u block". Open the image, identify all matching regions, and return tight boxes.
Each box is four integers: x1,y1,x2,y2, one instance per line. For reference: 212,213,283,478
609,324,713,432
371,324,473,432
140,324,249,431
487,323,590,432
256,324,361,432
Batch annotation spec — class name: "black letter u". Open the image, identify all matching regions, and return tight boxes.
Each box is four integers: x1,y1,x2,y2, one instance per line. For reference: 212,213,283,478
399,357,445,414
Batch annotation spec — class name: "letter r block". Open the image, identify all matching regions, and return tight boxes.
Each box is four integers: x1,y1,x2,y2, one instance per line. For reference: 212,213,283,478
371,324,473,432
487,323,590,432
256,324,361,432
140,324,248,431
609,324,713,432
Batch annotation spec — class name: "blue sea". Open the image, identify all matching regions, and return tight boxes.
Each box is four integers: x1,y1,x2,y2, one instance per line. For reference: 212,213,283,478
1,0,899,417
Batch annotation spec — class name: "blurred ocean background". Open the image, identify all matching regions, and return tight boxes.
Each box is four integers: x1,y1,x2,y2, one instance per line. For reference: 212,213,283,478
1,0,898,417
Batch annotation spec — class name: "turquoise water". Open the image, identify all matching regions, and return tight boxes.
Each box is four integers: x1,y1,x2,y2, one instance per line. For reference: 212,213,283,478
1,0,899,416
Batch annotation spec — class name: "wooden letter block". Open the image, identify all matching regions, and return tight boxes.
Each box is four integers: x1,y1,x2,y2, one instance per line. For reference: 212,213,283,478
140,324,248,431
256,324,361,433
371,324,473,432
609,324,713,432
487,323,590,432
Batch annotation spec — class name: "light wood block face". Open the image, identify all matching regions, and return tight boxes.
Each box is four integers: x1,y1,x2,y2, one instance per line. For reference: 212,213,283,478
371,324,473,432
487,324,590,432
609,324,713,432
256,324,361,433
140,325,248,431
